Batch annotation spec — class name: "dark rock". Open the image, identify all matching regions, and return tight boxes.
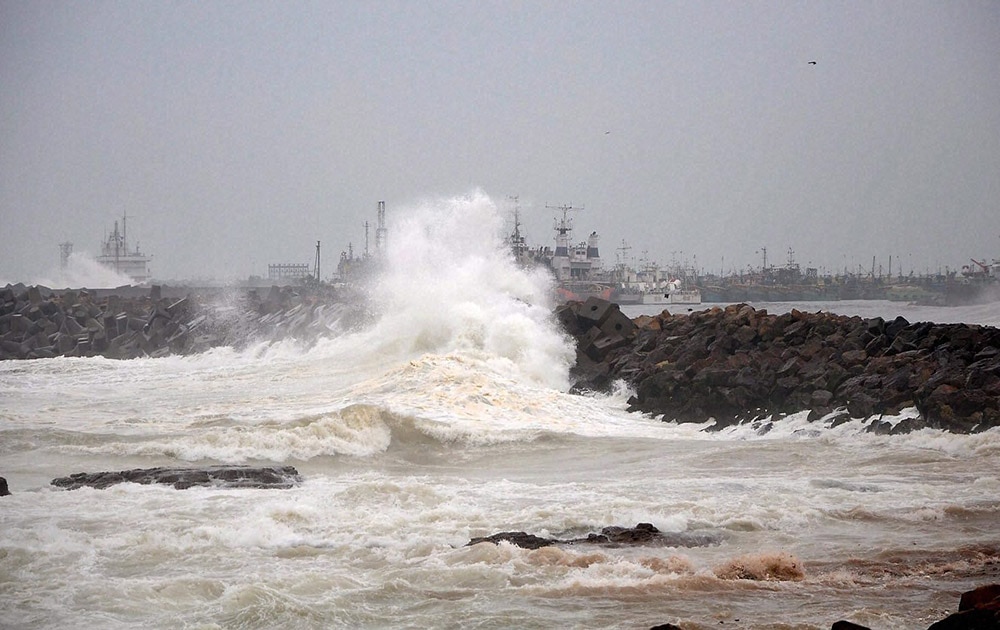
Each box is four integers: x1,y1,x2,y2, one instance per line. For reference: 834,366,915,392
961,584,1000,612
831,622,871,630
561,302,1000,434
0,283,365,361
928,583,1000,629
0,476,9,496
467,532,555,549
469,523,723,550
50,466,302,490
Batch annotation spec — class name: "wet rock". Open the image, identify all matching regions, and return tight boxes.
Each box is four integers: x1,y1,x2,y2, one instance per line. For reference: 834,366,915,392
563,302,1000,434
927,583,1000,629
50,466,302,490
1,283,365,360
467,532,556,549
0,476,9,496
468,523,723,550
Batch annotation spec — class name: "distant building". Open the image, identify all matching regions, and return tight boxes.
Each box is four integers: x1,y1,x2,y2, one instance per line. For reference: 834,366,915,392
268,263,311,282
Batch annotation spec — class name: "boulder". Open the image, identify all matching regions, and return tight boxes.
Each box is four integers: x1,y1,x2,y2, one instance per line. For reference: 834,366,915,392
927,583,1000,629
468,523,723,550
50,466,302,490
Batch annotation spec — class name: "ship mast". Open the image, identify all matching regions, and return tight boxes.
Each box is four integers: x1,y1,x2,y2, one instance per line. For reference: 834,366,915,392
375,201,387,253
546,203,582,281
314,240,321,280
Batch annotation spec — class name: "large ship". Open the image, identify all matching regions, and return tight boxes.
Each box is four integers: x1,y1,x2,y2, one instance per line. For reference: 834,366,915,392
509,202,701,306
96,215,152,284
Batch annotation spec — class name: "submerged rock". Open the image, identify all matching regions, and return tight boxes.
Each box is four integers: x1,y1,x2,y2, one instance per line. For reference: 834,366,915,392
50,466,302,490
468,523,723,549
467,532,555,549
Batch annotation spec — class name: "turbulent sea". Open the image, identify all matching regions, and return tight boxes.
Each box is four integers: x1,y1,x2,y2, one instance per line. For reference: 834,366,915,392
3,195,1000,629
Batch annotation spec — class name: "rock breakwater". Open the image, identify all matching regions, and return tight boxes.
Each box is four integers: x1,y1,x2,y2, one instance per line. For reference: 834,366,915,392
0,283,364,360
561,298,1000,434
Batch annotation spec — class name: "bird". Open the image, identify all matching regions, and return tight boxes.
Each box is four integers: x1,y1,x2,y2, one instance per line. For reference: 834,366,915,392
807,60,817,65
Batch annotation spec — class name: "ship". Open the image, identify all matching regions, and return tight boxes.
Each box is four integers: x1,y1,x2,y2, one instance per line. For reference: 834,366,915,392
95,215,152,284
508,202,701,305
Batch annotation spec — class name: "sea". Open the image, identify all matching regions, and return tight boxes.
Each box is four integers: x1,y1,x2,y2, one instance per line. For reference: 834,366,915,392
3,193,999,630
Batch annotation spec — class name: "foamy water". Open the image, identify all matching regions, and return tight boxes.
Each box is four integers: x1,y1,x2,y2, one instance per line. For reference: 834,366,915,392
15,251,137,290
2,193,999,629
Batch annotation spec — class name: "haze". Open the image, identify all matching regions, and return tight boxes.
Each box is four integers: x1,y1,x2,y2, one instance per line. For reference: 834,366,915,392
2,1,998,284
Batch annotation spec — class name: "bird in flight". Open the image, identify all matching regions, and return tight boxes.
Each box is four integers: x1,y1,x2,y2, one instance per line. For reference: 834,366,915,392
807,60,817,65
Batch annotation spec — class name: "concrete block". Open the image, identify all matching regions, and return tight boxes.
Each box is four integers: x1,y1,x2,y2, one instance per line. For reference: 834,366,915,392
42,319,58,336
115,313,129,336
600,309,637,338
585,333,627,361
166,298,188,317
56,332,76,353
62,316,84,335
10,313,25,334
578,325,603,348
84,318,103,334
29,346,56,359
1,339,24,358
578,297,616,326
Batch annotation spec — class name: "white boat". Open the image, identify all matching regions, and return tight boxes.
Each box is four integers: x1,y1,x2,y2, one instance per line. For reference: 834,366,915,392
95,215,152,284
638,284,702,305
615,278,702,306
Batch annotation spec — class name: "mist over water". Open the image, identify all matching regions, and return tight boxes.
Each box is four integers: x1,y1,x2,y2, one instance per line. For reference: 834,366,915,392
5,251,135,289
2,193,999,630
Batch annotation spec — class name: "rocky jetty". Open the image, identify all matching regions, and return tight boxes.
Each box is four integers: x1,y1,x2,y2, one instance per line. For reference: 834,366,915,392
561,298,1000,434
50,465,302,490
0,283,364,360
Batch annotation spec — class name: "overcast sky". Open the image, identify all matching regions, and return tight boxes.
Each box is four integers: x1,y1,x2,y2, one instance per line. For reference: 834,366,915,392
2,1,998,284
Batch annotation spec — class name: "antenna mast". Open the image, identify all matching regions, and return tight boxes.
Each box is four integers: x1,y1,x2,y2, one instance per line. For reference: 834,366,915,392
314,240,321,280
375,201,387,253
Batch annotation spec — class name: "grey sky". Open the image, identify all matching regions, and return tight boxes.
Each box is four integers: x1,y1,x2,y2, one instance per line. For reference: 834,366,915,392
2,1,998,284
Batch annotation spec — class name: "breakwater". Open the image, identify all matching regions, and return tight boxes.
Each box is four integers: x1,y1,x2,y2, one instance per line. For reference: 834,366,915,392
0,283,364,360
561,298,1000,434
6,284,998,435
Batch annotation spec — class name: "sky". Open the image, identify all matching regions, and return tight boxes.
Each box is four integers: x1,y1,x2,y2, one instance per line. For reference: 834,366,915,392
1,0,998,284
